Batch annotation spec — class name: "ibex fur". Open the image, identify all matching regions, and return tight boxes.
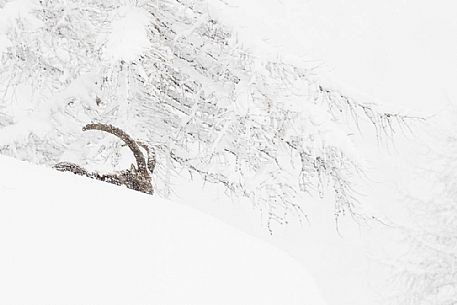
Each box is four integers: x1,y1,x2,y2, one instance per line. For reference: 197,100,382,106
54,123,155,195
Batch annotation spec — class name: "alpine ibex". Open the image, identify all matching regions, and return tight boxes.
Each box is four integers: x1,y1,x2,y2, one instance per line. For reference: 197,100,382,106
54,123,155,194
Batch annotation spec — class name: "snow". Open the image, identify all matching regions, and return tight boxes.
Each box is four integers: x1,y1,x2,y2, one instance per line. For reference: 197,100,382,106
0,0,454,304
0,33,11,54
0,156,327,305
0,0,38,28
216,0,457,113
0,0,41,33
177,2,457,303
103,6,151,63
0,0,40,54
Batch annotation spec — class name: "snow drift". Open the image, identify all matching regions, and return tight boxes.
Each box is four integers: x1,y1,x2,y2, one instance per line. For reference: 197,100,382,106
0,156,326,305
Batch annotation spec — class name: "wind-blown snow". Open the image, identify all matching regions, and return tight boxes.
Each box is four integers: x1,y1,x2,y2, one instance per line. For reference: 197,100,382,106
0,156,326,305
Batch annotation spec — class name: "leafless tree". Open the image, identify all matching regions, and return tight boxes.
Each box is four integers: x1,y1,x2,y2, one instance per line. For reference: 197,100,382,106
0,0,419,229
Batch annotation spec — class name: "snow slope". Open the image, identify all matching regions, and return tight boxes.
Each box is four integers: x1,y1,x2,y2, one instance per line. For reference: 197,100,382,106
0,156,326,305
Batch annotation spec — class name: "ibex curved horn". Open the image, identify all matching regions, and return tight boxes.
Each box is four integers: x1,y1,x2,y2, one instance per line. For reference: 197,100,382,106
82,123,149,177
55,123,154,195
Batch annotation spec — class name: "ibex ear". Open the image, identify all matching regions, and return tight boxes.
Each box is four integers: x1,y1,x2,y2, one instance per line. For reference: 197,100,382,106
130,164,136,171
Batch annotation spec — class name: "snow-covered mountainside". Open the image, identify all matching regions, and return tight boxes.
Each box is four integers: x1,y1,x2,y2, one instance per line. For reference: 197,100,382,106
0,156,327,305
1,0,456,304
